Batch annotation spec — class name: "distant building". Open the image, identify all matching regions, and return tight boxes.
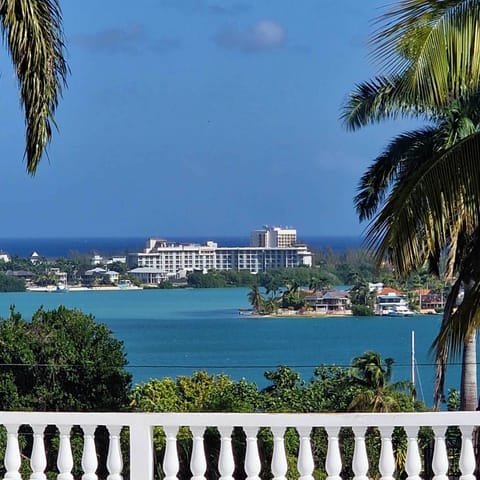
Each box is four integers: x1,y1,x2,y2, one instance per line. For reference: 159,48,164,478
250,226,297,248
375,288,409,315
91,254,104,266
83,267,119,285
107,256,127,265
30,252,40,264
127,229,312,284
49,268,67,284
304,290,351,314
0,253,10,263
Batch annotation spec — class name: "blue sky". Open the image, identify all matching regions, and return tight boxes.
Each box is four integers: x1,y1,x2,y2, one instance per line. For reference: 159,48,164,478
0,0,419,239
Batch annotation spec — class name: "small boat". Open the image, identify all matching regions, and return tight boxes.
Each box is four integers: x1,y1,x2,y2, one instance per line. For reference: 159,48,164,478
239,309,254,316
388,305,415,316
56,282,68,292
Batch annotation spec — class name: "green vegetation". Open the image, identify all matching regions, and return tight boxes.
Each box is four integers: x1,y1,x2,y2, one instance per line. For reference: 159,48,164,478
0,0,68,174
0,272,25,292
131,353,422,480
343,1,480,410
0,305,131,411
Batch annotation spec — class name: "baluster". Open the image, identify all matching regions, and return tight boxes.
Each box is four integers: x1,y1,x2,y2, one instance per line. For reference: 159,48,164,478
163,426,179,480
352,427,369,480
190,426,207,480
432,427,448,480
378,427,395,480
57,425,74,480
244,427,261,480
30,424,47,480
296,427,314,480
81,425,98,480
107,426,123,480
459,426,475,480
271,427,288,480
3,424,21,480
404,426,422,480
325,427,342,480
218,427,234,480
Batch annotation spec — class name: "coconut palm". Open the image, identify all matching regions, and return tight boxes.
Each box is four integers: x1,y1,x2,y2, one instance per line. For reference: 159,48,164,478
247,285,265,314
0,0,67,174
348,351,412,412
343,0,480,410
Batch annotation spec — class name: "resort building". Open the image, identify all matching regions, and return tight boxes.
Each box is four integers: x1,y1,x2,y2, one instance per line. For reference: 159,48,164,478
250,226,297,248
127,229,312,284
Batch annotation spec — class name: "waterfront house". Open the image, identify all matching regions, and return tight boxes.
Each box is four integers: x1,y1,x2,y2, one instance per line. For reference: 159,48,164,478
83,267,119,285
419,291,445,313
304,289,351,314
375,288,411,315
6,269,34,282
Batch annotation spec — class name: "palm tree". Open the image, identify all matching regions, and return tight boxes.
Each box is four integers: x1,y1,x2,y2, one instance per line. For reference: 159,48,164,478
348,351,412,412
247,285,265,314
343,0,480,410
0,0,67,174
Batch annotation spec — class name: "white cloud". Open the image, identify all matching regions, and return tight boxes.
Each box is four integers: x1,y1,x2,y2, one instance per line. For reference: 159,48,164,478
214,20,287,52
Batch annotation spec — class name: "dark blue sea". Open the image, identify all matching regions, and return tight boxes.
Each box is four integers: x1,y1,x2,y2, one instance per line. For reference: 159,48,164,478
0,288,460,408
0,236,362,258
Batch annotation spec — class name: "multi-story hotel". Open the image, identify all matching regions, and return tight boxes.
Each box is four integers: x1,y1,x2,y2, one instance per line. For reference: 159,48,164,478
127,227,312,284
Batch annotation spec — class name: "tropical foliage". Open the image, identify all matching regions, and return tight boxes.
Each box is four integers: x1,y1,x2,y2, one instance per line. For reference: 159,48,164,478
0,305,131,411
131,353,421,480
343,0,480,410
0,0,68,173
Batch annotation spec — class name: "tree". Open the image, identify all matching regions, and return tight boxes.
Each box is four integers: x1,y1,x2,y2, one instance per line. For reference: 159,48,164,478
342,0,480,410
247,284,265,314
1,0,68,174
0,305,131,411
348,351,413,412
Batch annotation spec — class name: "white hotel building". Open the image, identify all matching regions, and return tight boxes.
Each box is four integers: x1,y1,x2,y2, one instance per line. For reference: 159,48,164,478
127,227,312,284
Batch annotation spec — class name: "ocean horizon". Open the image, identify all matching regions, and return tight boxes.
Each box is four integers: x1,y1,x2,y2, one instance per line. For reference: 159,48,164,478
0,235,364,258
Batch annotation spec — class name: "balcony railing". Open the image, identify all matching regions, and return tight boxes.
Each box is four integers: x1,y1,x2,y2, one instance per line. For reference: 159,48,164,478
0,411,478,479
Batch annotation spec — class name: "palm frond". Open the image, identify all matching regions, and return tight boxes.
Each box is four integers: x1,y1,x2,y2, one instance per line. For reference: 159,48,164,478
364,131,480,274
341,75,427,130
0,0,68,174
371,0,480,106
355,126,440,221
432,276,462,409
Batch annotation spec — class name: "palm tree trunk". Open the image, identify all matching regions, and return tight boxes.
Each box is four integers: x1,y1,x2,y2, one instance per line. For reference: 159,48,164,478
461,330,477,411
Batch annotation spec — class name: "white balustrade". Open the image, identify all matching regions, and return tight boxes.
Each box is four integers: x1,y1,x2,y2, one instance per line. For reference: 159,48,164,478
244,426,261,480
81,425,98,480
378,426,395,480
271,426,288,480
297,426,314,480
30,424,46,480
405,426,422,480
352,426,369,480
106,426,123,480
190,426,207,480
432,426,448,480
57,425,74,480
4,424,21,480
0,411,473,480
218,426,235,480
163,425,179,480
325,426,342,480
459,425,476,480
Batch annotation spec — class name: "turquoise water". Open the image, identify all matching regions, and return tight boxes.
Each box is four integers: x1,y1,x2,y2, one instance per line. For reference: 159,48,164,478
0,288,460,406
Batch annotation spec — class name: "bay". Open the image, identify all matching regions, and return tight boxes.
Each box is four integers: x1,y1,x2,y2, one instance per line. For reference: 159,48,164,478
0,288,462,407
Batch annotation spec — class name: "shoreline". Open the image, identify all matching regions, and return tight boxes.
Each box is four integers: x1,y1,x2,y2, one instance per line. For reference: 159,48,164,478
26,285,143,293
